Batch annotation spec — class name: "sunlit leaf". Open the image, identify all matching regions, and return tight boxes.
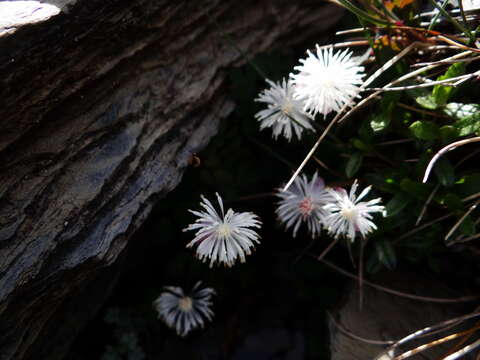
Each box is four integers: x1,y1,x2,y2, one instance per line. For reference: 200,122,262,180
432,63,465,106
409,120,439,140
444,103,480,136
416,95,438,110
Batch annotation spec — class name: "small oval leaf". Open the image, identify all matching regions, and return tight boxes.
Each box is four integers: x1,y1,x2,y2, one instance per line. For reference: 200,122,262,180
345,153,363,178
409,120,439,140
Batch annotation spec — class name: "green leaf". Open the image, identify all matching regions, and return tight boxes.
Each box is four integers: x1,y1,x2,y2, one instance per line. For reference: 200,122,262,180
441,193,464,211
370,113,390,132
433,157,455,187
369,92,400,132
375,240,397,269
359,118,374,140
432,63,466,106
439,125,459,142
432,86,452,108
455,115,480,136
400,178,431,200
460,215,476,236
345,153,363,178
415,95,438,110
353,138,373,152
385,193,410,216
444,102,480,118
455,174,480,197
409,120,439,140
444,103,480,136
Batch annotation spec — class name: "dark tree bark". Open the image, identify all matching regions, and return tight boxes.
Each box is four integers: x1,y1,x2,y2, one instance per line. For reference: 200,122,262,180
0,1,343,359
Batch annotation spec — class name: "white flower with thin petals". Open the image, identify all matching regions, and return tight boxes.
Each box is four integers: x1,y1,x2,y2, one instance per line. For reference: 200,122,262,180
290,45,365,117
255,78,315,141
153,281,215,337
323,181,386,242
184,193,262,267
276,172,335,238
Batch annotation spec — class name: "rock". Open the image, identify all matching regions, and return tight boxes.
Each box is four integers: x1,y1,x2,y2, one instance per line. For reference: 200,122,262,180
328,271,475,360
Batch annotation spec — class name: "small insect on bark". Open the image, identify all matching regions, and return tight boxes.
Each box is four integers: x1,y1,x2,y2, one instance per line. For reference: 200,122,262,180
188,153,201,167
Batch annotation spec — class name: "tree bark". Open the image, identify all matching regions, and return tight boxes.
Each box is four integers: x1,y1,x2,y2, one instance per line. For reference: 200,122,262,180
0,1,343,359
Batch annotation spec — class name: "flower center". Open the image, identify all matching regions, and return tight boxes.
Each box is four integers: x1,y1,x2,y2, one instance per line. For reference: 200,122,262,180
298,197,314,216
320,74,338,90
280,102,293,123
281,102,292,114
341,206,357,221
217,223,232,237
178,296,193,312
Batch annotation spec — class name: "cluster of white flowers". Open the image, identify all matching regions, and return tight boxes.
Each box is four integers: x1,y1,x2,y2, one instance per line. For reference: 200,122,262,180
255,45,365,141
277,174,385,242
155,44,381,338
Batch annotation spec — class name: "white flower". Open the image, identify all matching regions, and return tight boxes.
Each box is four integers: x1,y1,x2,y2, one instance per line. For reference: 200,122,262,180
323,181,386,242
255,78,315,141
276,172,335,238
290,45,365,117
153,281,215,337
184,193,262,267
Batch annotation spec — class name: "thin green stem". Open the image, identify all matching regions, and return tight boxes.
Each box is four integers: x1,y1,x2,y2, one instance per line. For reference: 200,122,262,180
428,0,473,42
428,0,449,30
336,0,392,26
458,0,475,44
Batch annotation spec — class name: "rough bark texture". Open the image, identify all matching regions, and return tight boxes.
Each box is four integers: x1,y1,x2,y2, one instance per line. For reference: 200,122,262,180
0,1,343,359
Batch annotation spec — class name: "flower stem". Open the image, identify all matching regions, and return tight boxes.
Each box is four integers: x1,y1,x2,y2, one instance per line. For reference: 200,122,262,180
336,0,392,26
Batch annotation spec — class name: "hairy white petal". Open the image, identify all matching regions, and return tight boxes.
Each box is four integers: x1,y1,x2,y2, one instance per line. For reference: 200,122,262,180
255,78,315,141
290,46,365,117
153,281,216,337
323,181,385,242
275,172,334,238
184,193,262,267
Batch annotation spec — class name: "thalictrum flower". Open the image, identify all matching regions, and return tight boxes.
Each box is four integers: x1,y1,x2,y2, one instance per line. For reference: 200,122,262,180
276,172,335,238
153,281,215,337
184,193,262,267
290,45,365,117
323,181,386,242
255,78,315,141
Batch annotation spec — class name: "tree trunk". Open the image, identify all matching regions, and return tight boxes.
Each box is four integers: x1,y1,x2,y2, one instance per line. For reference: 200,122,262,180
0,1,343,359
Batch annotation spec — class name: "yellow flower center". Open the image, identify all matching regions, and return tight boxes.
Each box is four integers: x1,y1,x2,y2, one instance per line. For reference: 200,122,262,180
341,206,357,221
178,296,193,312
217,223,232,237
281,102,293,115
